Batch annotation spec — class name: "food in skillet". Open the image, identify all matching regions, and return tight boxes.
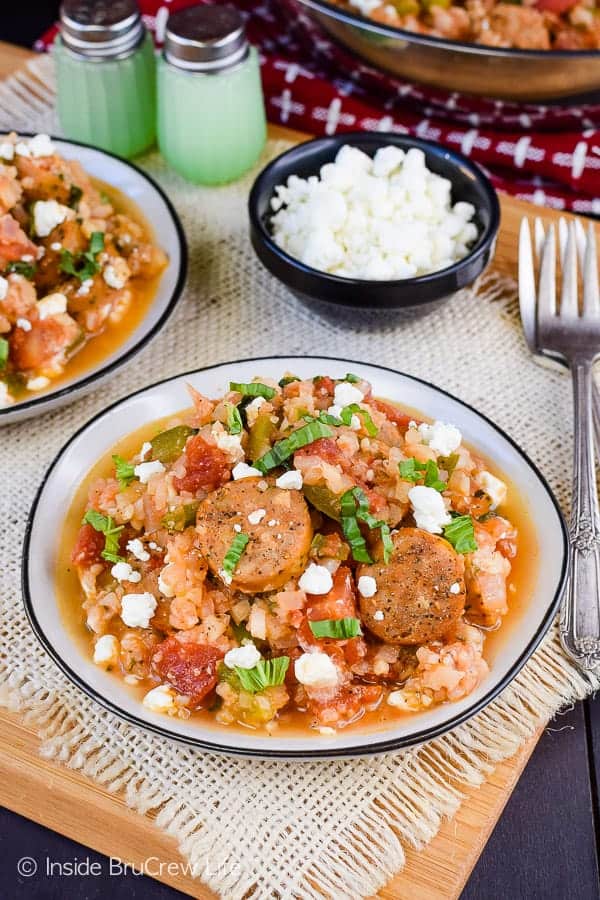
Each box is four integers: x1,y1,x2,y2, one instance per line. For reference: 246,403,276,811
0,132,167,407
69,373,518,732
338,0,600,50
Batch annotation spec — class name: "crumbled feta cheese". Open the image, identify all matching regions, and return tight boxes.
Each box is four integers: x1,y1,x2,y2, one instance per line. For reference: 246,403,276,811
408,485,452,534
158,563,175,598
27,133,55,158
0,276,7,300
21,254,34,262
211,423,244,463
418,420,462,456
219,569,233,586
295,651,339,688
26,376,50,392
328,404,343,419
50,241,62,251
120,592,157,628
298,563,333,595
15,140,31,157
127,538,150,562
37,246,45,260
224,642,261,669
248,508,267,525
357,575,377,598
143,684,176,714
275,470,303,490
373,610,385,622
37,292,67,320
349,414,361,431
76,278,93,297
16,317,31,331
271,144,479,279
233,523,242,533
134,460,165,483
334,381,363,408
93,634,119,668
232,461,262,480
148,541,160,551
0,141,14,161
449,582,461,595
111,561,141,584
478,471,507,509
103,258,130,290
318,726,337,735
33,200,70,237
387,690,414,711
139,441,152,460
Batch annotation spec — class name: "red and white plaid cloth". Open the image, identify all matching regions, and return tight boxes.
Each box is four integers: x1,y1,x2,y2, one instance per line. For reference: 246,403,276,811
38,0,600,211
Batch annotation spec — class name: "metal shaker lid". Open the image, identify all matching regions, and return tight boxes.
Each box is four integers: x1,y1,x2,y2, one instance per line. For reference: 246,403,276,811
164,5,249,72
60,0,145,59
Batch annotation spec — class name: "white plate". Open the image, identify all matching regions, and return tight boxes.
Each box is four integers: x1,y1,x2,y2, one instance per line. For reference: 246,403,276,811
1,135,187,425
23,356,568,758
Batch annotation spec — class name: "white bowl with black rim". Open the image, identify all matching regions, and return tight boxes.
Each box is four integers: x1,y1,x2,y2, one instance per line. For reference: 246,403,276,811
1,135,187,426
23,356,567,759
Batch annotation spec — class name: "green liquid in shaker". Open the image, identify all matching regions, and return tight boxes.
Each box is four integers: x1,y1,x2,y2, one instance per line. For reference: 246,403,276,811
157,47,266,185
54,34,156,159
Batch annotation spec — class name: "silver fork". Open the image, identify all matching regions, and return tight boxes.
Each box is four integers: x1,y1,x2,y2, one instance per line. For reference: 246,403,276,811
520,218,600,671
519,217,600,449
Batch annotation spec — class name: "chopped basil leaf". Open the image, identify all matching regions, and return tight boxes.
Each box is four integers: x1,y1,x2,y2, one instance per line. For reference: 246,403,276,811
5,260,36,279
341,486,393,564
161,501,200,532
234,656,289,693
278,375,300,388
150,424,197,464
226,403,243,435
254,420,333,472
68,184,83,208
59,231,105,282
340,403,378,437
83,509,124,563
309,617,363,639
344,373,360,383
443,515,477,554
222,532,250,577
229,381,276,401
112,454,136,489
303,411,341,427
399,458,445,492
0,337,8,370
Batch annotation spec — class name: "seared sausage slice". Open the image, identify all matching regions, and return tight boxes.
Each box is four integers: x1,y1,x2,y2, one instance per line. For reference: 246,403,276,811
196,477,313,593
357,527,465,645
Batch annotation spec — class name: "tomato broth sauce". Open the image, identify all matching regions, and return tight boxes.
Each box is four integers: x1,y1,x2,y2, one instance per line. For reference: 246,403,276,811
56,406,539,737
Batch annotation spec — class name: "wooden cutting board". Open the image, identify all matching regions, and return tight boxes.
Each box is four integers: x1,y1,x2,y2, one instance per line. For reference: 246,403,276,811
0,39,559,899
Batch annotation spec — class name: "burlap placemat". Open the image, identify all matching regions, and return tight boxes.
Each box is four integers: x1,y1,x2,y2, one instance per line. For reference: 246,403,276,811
1,56,597,900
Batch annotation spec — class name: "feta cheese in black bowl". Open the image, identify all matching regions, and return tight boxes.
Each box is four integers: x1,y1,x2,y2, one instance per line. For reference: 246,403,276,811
248,132,500,313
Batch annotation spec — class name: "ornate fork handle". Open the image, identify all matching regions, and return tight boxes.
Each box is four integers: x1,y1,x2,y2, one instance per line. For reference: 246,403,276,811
560,358,600,670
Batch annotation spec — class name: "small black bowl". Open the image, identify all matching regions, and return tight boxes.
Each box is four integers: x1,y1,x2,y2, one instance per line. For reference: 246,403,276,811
248,132,500,313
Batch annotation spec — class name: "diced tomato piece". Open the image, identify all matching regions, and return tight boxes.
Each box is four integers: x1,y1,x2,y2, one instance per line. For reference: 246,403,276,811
295,437,340,465
313,375,336,398
0,213,37,268
306,566,357,621
71,523,105,566
151,637,223,707
372,399,417,433
309,683,383,726
10,316,78,371
173,434,231,495
534,0,576,12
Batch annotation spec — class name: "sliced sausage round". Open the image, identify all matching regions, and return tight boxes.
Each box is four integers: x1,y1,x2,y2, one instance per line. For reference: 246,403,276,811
357,527,465,645
196,477,313,593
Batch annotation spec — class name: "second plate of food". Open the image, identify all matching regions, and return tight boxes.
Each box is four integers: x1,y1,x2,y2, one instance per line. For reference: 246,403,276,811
24,356,567,758
0,132,187,425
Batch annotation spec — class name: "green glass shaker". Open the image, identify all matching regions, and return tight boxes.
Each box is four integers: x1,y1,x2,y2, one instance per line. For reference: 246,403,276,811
54,0,156,159
157,5,267,185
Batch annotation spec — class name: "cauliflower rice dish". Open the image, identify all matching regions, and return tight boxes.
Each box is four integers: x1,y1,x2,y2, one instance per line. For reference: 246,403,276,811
65,372,522,734
0,133,167,407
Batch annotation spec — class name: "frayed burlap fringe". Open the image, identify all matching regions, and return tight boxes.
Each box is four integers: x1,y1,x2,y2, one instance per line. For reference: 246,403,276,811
1,54,597,900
